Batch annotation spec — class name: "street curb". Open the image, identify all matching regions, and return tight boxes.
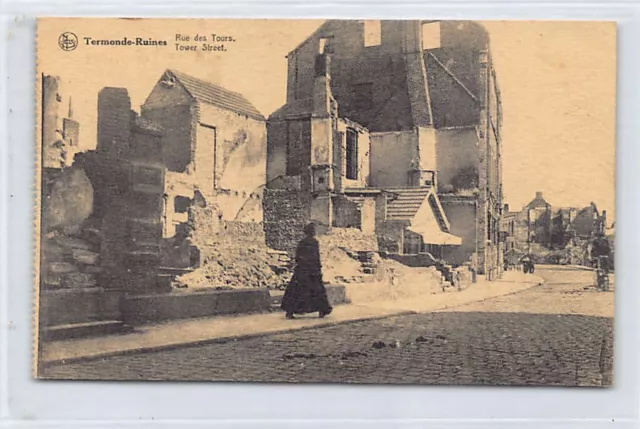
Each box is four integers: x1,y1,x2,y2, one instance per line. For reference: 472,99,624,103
542,264,594,272
39,310,417,368
40,275,547,369
434,275,546,313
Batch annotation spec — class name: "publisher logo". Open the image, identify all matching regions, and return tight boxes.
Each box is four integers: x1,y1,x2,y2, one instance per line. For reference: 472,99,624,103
58,32,78,51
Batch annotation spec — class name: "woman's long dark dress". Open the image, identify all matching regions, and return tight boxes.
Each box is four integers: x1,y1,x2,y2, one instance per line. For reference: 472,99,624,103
281,236,333,315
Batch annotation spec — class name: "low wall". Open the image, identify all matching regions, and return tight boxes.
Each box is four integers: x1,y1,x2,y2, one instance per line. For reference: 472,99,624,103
324,284,349,305
385,253,438,268
271,284,349,308
122,288,271,325
39,288,121,326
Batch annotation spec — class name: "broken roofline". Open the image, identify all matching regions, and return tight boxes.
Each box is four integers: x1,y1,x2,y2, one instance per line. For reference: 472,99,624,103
285,19,460,58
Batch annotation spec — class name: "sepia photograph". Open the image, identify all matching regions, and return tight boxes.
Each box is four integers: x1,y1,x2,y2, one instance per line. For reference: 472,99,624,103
34,18,616,386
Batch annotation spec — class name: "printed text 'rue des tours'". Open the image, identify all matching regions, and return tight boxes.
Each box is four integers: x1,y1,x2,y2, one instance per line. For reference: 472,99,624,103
175,33,236,52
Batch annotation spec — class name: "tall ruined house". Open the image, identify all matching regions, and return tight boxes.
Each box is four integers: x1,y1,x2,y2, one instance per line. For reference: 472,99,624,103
141,70,267,238
266,20,503,275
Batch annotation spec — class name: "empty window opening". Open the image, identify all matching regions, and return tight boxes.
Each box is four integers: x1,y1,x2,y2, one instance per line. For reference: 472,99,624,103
363,20,381,47
199,124,217,189
346,129,359,180
422,22,441,50
174,196,191,214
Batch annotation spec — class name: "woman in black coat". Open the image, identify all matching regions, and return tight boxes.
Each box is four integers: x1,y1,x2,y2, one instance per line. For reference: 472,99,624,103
281,223,333,319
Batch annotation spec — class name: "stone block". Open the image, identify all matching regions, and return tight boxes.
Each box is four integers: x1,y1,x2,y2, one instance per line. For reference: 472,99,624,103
48,261,79,274
53,236,93,251
71,248,100,265
62,272,97,289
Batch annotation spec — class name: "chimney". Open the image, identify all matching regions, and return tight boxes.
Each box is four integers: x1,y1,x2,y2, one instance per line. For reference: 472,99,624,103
97,87,132,155
536,191,543,199
312,41,332,116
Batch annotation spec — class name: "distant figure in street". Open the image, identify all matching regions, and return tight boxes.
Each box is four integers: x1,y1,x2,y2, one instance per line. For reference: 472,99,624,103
281,223,333,319
520,254,534,274
591,233,612,274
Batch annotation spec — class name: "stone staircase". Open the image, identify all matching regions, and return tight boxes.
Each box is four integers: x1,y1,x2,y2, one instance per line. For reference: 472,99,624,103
357,251,379,275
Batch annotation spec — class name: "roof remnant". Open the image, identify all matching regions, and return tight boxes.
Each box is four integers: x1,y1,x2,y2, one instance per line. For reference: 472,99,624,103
167,69,265,121
384,187,432,221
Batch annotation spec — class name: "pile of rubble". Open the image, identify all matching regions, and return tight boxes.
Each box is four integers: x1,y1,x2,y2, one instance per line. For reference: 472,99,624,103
173,243,293,290
172,230,378,291
343,257,445,304
41,220,103,290
321,246,365,284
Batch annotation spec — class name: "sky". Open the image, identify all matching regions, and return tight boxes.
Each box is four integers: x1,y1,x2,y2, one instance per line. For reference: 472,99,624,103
38,18,617,220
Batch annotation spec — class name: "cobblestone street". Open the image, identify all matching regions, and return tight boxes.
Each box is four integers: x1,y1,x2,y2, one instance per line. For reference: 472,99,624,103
42,266,614,386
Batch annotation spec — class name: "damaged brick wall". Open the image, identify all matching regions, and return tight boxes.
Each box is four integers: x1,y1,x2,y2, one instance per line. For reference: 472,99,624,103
263,188,311,253
375,221,405,255
317,228,379,254
286,20,416,132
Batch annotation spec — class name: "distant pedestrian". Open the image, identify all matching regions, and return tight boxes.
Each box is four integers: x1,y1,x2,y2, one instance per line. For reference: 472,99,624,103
281,223,333,319
520,254,534,274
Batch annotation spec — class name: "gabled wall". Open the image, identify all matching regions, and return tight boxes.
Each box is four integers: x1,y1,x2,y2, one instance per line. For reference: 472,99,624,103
141,78,195,173
142,77,267,225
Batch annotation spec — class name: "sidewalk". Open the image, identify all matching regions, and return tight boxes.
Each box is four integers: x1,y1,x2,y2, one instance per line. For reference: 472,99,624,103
40,271,544,365
353,270,544,313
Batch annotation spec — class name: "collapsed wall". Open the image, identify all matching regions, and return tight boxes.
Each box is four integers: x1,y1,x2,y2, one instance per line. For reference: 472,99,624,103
174,203,292,289
41,166,102,291
176,194,382,289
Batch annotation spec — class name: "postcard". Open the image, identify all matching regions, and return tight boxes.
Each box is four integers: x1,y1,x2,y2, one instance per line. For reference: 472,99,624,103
35,18,615,385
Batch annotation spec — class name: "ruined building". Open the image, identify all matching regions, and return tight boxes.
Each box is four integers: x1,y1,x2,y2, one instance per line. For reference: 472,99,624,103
39,84,167,339
265,20,502,276
42,75,80,170
502,192,608,264
140,69,267,238
39,71,272,339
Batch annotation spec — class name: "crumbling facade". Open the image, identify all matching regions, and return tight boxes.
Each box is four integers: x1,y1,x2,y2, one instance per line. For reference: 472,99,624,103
42,75,80,169
266,20,501,276
502,192,608,265
265,21,462,261
141,69,267,238
39,85,168,340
